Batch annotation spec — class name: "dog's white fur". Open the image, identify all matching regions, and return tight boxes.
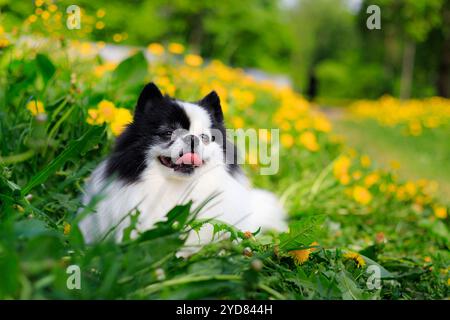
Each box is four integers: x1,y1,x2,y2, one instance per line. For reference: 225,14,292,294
79,101,287,253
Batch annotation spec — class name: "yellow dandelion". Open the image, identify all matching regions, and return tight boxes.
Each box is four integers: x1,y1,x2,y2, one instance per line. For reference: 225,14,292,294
231,116,245,129
314,117,332,132
280,134,294,148
343,251,366,268
110,108,133,136
26,100,45,116
404,182,417,197
433,206,447,219
96,9,106,18
353,186,372,205
28,15,38,23
333,155,351,179
95,21,105,30
364,172,380,188
48,4,58,13
299,131,319,152
290,249,310,264
360,155,371,168
93,62,117,78
113,33,123,43
97,100,116,122
168,42,185,54
41,10,50,20
184,54,203,67
147,43,165,56
86,109,105,125
339,174,350,185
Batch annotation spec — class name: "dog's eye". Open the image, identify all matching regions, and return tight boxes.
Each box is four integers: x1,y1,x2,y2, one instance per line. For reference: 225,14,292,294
161,130,173,139
200,134,210,144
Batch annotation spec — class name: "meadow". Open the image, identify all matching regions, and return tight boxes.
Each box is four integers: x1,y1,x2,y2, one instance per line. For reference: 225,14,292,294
0,27,449,299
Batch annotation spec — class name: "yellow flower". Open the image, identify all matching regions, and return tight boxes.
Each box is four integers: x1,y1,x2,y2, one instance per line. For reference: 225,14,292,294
280,134,294,148
290,249,310,264
280,121,291,131
404,182,417,197
339,174,350,185
87,109,105,125
48,4,58,13
110,108,133,136
231,89,255,109
360,155,371,168
184,54,203,67
41,10,50,20
314,117,331,132
28,15,38,23
364,172,380,188
147,43,165,56
95,21,105,30
353,186,372,205
433,206,447,219
35,0,44,7
299,131,319,152
26,100,45,116
94,62,117,78
333,155,351,179
294,119,309,131
231,116,244,129
0,38,10,48
343,251,366,268
424,256,432,263
113,33,123,43
98,100,116,122
168,42,185,54
290,242,319,264
63,222,71,235
96,9,106,18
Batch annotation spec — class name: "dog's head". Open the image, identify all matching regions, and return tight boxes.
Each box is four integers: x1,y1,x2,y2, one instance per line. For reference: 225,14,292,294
106,83,235,182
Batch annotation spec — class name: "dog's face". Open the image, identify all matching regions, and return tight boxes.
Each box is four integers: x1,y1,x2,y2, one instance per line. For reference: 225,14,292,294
106,83,231,182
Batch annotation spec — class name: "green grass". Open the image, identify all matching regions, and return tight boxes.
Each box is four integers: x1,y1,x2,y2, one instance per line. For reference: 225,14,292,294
331,118,450,200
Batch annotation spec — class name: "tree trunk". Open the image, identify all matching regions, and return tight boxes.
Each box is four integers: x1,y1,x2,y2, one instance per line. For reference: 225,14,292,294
437,36,450,97
400,40,416,100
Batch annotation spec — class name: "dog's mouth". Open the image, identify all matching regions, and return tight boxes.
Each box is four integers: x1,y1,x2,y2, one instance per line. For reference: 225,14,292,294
158,152,204,174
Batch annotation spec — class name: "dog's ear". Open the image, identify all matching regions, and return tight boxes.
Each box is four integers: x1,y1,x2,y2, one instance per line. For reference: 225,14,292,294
135,82,163,116
199,91,223,123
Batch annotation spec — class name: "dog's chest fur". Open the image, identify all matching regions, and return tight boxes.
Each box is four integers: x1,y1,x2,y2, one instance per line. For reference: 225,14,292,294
80,161,254,244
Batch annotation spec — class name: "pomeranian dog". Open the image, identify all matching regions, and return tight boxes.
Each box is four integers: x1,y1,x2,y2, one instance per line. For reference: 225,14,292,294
79,83,286,253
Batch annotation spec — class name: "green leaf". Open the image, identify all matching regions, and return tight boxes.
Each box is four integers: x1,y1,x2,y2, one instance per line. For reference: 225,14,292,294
112,51,148,90
137,202,193,242
279,215,324,251
21,126,105,196
35,54,56,84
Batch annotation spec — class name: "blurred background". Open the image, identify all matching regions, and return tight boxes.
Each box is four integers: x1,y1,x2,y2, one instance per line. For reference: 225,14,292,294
1,0,449,199
2,0,449,100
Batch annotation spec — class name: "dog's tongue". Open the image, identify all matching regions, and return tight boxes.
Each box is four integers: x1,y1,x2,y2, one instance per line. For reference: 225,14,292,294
176,153,202,166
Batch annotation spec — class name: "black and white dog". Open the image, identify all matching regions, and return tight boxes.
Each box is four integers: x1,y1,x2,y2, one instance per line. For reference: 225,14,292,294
79,83,286,252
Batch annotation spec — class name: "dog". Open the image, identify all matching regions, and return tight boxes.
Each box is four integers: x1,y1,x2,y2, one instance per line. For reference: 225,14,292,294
79,83,287,254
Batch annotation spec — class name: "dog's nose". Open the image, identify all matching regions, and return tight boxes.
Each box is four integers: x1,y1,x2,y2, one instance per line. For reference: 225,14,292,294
182,134,200,152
